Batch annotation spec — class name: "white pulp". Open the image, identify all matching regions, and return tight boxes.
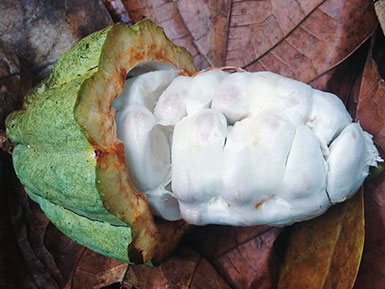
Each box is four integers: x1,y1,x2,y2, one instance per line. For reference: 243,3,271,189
113,68,382,226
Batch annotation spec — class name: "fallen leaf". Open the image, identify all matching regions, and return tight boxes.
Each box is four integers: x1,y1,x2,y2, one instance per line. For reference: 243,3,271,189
122,0,230,69
246,0,377,82
123,246,232,289
354,28,385,289
226,0,323,67
309,40,370,105
69,249,128,289
277,190,365,289
187,226,281,289
0,0,113,83
152,218,192,265
121,0,376,83
356,30,385,153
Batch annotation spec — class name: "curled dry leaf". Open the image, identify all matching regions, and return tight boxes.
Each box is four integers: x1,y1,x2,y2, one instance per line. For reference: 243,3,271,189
0,0,112,83
354,29,385,289
277,190,365,289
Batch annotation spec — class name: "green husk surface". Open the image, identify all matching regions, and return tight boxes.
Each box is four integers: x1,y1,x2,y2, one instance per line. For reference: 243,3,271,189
6,20,195,263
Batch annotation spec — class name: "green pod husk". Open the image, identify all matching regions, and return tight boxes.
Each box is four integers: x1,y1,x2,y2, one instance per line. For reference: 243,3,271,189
6,20,195,263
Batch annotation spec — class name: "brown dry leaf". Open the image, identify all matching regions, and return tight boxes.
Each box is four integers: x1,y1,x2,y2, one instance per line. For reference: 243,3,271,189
277,190,365,289
355,31,385,153
123,246,232,289
122,0,231,69
69,249,128,289
355,173,385,289
309,40,370,105
0,0,112,83
70,246,232,289
122,0,376,83
246,0,376,82
152,219,192,265
187,226,281,289
354,29,385,289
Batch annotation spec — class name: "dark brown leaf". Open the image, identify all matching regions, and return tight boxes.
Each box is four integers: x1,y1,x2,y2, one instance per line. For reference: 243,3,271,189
309,40,370,105
69,249,128,289
123,246,232,289
0,0,113,83
188,226,281,289
354,29,385,289
356,32,385,153
152,219,192,265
